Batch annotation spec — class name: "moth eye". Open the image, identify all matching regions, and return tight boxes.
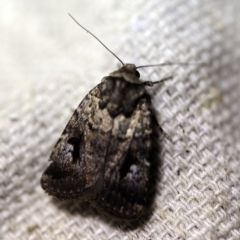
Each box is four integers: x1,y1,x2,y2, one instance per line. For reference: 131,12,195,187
136,70,140,78
67,137,80,162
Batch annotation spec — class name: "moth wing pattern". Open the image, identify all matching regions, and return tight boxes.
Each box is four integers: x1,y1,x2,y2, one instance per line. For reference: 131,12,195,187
41,65,159,220
91,89,155,219
41,85,111,200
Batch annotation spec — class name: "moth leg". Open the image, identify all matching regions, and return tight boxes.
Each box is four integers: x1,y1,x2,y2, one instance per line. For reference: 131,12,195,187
143,76,172,87
153,115,172,142
143,76,173,141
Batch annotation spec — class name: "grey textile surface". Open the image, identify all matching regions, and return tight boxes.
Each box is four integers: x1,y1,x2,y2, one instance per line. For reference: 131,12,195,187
1,0,240,239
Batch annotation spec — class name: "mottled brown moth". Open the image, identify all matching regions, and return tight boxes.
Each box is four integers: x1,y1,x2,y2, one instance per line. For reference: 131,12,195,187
41,14,175,220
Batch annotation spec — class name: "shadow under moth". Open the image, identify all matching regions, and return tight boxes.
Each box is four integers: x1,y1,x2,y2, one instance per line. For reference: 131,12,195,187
41,14,175,221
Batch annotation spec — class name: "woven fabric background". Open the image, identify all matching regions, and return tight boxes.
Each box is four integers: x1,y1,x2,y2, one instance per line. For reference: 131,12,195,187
1,0,240,239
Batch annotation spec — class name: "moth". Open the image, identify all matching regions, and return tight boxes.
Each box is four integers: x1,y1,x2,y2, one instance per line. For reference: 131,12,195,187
41,14,173,220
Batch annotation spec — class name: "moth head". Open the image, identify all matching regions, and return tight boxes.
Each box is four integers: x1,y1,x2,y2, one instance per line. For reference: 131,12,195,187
109,64,141,84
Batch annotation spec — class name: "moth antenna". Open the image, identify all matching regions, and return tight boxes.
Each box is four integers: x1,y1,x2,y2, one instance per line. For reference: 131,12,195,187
68,13,124,66
136,62,206,69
